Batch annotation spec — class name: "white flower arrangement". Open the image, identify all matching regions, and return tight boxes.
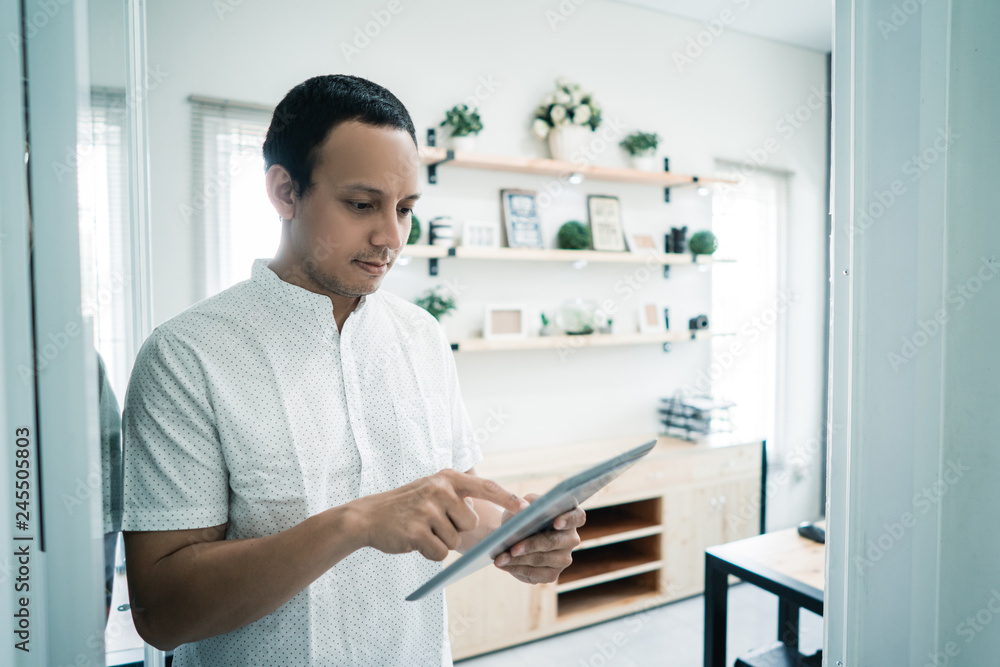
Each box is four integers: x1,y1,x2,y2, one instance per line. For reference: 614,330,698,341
532,78,602,140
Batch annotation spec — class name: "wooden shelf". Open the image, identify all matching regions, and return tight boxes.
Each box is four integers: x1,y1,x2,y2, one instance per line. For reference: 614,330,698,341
556,571,663,620
400,244,729,266
419,146,734,189
557,535,661,592
576,498,663,550
451,330,710,352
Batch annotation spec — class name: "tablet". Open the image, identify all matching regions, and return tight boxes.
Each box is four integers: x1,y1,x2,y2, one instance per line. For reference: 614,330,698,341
405,439,657,601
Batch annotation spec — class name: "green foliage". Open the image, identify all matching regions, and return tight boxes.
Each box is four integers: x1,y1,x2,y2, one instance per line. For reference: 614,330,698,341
689,230,719,255
414,285,456,321
557,220,592,250
407,214,420,245
440,104,483,137
619,131,660,157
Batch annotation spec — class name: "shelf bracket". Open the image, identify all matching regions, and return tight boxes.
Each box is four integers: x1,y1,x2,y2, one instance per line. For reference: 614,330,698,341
662,342,672,353
427,149,454,185
450,342,459,352
663,157,671,203
428,258,439,276
663,264,670,279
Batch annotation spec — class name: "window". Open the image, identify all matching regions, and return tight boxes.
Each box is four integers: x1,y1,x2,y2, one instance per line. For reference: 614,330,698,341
709,166,789,458
189,97,279,297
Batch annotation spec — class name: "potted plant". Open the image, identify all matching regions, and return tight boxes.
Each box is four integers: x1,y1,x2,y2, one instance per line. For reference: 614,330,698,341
620,131,660,171
557,220,592,250
531,77,602,162
688,230,719,256
414,285,457,321
440,104,482,152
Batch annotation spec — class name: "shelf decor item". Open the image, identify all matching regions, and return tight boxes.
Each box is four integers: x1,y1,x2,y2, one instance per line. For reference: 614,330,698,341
484,304,529,339
659,394,736,440
625,232,658,253
669,226,688,254
532,77,602,162
619,131,660,172
500,188,545,249
440,104,482,152
461,220,501,249
414,285,457,321
638,302,667,334
407,213,421,245
587,195,626,252
556,220,592,250
688,229,719,256
555,298,599,335
428,216,456,248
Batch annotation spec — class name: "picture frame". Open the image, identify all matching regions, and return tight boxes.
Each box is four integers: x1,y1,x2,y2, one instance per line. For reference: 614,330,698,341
638,302,668,334
625,232,659,253
500,189,545,249
461,220,501,249
484,304,529,339
587,195,626,252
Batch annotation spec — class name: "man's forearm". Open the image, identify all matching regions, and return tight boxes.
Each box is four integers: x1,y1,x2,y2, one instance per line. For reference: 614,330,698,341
131,505,365,651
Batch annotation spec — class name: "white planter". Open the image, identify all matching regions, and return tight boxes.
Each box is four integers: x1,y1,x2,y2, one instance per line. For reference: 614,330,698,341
630,153,659,172
450,134,476,152
547,124,593,163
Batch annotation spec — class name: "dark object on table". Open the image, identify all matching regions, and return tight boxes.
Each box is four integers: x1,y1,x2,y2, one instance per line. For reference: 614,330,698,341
797,522,825,544
689,314,709,330
670,225,688,254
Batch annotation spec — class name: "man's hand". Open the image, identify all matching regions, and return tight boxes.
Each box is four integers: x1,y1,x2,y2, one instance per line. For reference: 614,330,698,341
493,494,586,584
350,468,525,562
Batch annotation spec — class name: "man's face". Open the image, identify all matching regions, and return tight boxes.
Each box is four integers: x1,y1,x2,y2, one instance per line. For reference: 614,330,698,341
287,120,420,298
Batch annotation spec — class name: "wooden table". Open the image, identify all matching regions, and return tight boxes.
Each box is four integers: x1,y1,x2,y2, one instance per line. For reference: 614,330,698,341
703,523,825,667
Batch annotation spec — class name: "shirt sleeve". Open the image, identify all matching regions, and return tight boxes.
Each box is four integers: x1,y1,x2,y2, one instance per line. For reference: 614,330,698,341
435,325,483,473
120,327,229,531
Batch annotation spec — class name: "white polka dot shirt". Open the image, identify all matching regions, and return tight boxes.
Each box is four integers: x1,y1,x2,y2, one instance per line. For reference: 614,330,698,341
121,258,482,666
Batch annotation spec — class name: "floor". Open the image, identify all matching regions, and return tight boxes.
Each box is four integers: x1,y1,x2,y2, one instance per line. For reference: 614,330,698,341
458,583,823,667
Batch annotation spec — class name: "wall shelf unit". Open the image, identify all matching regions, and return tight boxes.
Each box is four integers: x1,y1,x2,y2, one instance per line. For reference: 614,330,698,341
418,145,735,202
449,330,710,353
399,244,733,277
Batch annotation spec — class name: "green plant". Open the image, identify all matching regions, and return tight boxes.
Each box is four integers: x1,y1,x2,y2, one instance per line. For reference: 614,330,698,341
407,214,421,245
414,285,456,321
557,220,592,250
440,104,482,137
689,230,719,255
619,131,660,157
531,77,602,140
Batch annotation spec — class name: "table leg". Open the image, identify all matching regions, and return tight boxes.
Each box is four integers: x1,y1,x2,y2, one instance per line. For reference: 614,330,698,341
703,554,729,667
778,599,800,651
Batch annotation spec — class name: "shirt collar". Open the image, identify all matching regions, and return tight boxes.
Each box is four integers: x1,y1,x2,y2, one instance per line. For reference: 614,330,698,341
251,258,369,318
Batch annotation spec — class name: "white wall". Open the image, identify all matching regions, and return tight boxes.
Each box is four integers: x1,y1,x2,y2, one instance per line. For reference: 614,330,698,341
133,0,827,527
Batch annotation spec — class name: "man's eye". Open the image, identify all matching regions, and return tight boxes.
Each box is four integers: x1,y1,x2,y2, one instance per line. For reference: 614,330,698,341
350,202,372,210
399,208,413,216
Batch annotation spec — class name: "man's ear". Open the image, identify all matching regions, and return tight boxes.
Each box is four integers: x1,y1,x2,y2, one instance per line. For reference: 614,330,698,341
265,164,297,220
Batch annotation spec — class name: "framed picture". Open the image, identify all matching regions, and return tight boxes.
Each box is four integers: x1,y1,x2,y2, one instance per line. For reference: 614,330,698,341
638,302,668,334
461,220,501,249
484,304,529,339
500,189,545,249
625,232,658,253
587,195,626,252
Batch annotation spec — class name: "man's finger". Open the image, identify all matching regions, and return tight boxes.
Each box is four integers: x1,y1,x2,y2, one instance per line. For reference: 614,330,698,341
552,507,587,531
449,472,525,514
510,530,580,557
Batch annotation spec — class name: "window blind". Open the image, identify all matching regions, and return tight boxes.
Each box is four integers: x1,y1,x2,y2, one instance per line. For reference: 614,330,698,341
188,95,277,297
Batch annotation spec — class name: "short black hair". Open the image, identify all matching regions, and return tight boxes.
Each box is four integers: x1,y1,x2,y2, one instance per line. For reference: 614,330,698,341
262,74,417,197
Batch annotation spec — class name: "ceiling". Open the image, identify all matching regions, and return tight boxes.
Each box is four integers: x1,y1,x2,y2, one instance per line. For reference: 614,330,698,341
612,0,833,53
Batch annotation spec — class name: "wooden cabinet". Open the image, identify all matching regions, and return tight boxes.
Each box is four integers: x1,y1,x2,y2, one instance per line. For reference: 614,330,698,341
446,434,763,660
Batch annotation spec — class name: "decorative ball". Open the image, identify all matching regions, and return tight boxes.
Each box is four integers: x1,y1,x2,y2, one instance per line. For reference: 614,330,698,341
557,220,592,250
407,214,421,245
688,230,718,255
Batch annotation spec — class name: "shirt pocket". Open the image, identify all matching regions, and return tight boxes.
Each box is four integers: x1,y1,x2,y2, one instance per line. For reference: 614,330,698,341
393,392,454,477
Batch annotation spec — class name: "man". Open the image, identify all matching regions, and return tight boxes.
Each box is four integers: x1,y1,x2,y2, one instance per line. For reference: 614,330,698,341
121,74,584,666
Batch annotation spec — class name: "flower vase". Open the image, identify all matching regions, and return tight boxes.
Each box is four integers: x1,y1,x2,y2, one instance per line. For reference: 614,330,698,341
548,124,592,163
630,153,659,172
450,135,476,152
